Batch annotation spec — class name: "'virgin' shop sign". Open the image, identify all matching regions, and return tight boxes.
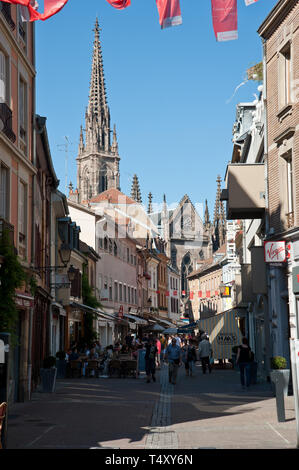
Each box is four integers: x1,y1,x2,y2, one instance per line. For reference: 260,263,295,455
264,241,286,263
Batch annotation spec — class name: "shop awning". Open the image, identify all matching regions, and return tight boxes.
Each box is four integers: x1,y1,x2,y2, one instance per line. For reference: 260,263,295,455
152,317,176,328
51,302,66,317
123,313,148,325
197,309,243,360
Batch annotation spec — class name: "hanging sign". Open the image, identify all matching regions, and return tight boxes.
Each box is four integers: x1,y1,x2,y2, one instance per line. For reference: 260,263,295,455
211,0,238,42
264,241,286,263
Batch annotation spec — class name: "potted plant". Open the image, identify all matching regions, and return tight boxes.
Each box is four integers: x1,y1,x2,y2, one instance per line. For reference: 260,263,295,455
40,356,57,393
55,351,67,379
270,356,290,396
270,356,290,423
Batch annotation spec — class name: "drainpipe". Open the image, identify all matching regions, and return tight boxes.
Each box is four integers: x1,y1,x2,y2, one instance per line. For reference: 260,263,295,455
262,36,272,380
28,21,36,400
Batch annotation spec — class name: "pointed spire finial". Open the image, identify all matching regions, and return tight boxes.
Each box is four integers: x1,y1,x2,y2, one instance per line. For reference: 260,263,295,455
148,192,153,214
131,174,142,203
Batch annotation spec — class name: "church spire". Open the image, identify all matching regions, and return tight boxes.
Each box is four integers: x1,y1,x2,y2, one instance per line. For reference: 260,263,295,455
111,124,118,154
204,199,210,228
86,17,110,152
79,125,84,154
131,174,142,203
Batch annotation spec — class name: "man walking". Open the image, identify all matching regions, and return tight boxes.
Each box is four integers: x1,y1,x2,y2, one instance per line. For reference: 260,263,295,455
165,337,181,385
198,335,212,374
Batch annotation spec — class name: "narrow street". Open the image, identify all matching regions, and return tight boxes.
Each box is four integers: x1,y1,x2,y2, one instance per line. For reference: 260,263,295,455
7,363,297,450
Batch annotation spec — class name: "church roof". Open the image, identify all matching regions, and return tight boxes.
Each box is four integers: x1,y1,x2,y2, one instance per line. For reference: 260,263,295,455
88,188,138,205
187,243,227,278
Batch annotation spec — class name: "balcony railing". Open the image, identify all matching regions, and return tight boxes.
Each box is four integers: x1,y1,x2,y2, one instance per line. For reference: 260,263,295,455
0,103,16,143
0,3,15,31
286,212,294,229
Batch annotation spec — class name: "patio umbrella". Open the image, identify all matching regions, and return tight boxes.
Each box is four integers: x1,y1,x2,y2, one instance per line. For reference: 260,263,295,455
163,327,178,334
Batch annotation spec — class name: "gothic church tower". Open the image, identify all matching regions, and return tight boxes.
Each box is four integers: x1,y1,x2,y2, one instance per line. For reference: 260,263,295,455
77,19,120,202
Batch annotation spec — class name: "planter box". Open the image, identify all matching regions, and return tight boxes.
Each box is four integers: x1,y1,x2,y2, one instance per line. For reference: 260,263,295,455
270,369,290,397
40,367,57,393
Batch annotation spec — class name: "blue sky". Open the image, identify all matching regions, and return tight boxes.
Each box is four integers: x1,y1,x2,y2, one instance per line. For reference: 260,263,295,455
35,0,277,216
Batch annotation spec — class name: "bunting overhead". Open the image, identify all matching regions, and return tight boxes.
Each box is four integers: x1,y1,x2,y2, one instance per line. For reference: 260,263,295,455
156,0,182,29
211,0,238,42
244,0,259,5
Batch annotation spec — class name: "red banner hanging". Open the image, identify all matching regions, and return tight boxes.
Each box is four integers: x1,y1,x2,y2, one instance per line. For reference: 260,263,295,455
211,0,238,42
106,0,131,9
156,0,182,29
1,0,69,21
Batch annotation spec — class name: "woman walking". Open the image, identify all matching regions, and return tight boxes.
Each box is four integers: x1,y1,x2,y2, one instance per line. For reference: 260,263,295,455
236,337,253,389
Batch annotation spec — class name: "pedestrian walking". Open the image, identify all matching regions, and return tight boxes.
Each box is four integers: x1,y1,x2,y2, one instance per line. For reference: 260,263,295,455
236,337,253,389
145,337,158,383
156,336,161,368
198,334,213,374
165,337,181,385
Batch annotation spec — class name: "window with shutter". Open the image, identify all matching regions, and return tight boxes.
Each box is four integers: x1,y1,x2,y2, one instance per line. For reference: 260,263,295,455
0,164,8,219
0,51,6,104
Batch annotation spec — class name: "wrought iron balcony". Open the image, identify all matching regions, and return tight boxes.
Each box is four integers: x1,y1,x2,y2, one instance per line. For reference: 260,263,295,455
0,3,15,31
0,217,14,246
0,103,16,143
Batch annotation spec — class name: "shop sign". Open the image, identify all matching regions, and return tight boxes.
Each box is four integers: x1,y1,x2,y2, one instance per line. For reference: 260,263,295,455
292,267,299,295
264,241,286,263
220,286,231,298
216,333,237,345
118,305,124,320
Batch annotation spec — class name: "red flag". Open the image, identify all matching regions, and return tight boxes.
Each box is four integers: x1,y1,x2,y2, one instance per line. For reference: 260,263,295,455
1,0,69,21
156,0,182,29
166,291,170,297
190,291,194,300
29,0,69,21
198,291,202,298
211,0,238,42
206,291,211,298
106,0,131,8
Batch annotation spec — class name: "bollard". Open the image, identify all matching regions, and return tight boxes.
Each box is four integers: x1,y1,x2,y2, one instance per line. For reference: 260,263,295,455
270,369,290,423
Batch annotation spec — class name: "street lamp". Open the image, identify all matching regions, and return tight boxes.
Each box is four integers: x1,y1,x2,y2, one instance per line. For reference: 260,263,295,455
67,264,76,282
59,243,72,267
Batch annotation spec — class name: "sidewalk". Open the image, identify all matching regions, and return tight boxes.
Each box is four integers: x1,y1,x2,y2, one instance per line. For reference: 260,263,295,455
169,363,298,449
5,363,298,449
